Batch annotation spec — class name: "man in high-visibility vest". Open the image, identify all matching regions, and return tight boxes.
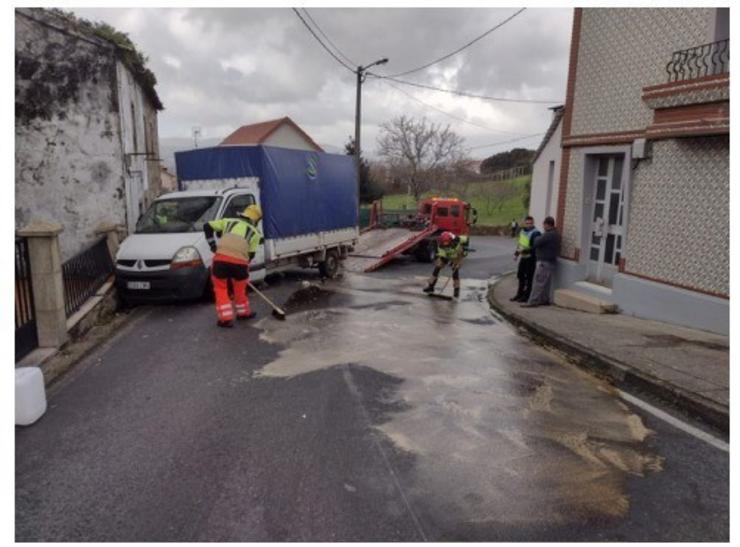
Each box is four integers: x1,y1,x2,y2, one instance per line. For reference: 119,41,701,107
511,215,541,302
203,204,263,327
423,231,469,299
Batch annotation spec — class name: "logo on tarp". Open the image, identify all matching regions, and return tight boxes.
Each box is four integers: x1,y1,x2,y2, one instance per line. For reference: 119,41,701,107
306,155,319,181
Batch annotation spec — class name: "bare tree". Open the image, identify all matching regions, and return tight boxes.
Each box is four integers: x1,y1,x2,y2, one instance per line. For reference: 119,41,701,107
377,116,466,200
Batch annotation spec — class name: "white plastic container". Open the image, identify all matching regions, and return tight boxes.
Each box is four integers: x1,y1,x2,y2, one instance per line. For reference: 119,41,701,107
15,367,47,426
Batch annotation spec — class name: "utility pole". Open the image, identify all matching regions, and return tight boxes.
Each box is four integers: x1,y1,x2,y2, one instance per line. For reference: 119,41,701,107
354,57,388,213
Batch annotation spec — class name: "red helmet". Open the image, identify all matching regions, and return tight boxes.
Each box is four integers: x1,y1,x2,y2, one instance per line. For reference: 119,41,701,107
438,231,455,247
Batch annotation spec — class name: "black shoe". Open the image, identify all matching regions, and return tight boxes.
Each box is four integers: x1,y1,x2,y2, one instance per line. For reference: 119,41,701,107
423,285,435,294
237,312,256,320
217,320,234,328
454,289,460,299
510,295,523,302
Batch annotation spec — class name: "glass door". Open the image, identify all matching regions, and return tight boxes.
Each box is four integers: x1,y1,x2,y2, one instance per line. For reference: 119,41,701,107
587,155,625,286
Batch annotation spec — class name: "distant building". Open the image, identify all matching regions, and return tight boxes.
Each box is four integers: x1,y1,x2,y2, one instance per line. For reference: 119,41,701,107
220,116,324,152
15,8,163,258
529,106,564,224
555,7,729,334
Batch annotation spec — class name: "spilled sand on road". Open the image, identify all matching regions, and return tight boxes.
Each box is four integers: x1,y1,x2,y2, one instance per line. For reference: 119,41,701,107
254,273,663,526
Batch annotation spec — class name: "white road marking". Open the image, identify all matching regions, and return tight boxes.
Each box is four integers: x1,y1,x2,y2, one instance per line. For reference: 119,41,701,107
618,390,729,453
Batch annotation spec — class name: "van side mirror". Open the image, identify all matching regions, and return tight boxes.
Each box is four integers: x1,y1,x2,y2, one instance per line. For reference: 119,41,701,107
471,208,478,225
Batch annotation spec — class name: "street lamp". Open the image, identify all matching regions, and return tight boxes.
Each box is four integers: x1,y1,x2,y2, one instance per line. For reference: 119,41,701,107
355,57,388,212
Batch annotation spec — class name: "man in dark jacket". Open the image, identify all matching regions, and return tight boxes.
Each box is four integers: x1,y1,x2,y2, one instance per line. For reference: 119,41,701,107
510,216,540,302
521,216,561,307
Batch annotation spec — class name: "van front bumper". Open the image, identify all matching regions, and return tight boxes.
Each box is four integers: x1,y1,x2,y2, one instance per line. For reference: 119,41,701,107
115,265,210,303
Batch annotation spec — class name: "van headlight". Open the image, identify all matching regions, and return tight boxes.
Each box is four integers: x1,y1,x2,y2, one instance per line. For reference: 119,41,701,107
171,246,203,270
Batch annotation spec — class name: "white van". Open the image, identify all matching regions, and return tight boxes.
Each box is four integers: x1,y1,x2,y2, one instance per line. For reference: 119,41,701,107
115,186,357,304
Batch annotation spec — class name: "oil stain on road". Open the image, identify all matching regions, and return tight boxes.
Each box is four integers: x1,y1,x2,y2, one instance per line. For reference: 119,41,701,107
254,273,663,529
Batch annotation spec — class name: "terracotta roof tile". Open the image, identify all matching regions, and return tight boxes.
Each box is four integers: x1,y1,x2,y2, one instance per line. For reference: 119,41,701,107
219,116,323,151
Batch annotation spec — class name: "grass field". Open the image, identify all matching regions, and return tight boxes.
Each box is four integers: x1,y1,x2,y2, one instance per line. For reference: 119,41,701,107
379,175,530,226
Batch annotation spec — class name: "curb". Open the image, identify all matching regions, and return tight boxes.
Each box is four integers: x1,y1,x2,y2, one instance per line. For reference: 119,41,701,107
487,274,729,434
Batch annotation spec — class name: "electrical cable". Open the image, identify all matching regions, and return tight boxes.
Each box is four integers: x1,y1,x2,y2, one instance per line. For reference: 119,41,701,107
292,8,355,74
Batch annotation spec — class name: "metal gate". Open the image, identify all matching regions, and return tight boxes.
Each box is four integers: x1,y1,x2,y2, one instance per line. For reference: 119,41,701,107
15,237,38,361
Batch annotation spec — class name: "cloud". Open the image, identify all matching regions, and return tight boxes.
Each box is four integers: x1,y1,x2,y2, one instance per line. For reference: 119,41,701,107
72,7,572,158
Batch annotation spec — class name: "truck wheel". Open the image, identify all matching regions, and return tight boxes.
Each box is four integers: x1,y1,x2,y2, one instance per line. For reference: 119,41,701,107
319,250,340,279
415,240,435,263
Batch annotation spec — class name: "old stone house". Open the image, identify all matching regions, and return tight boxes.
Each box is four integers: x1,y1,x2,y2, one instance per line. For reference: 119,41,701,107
554,8,729,334
15,8,163,260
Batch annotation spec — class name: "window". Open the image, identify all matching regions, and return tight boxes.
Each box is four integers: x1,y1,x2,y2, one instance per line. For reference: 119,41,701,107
223,194,256,218
136,197,222,234
450,205,460,218
436,207,449,217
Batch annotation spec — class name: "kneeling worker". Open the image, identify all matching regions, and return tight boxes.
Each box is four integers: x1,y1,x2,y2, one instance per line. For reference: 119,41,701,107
203,204,263,327
423,231,469,299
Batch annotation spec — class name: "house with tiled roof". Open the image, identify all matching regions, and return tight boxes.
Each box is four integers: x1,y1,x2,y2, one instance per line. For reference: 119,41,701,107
220,116,323,152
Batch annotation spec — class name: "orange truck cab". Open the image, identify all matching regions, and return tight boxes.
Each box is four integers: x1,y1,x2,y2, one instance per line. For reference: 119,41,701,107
417,197,477,236
403,197,476,262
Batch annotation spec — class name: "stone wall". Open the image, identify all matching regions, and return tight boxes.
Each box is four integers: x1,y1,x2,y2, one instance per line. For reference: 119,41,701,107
15,8,161,260
15,9,127,261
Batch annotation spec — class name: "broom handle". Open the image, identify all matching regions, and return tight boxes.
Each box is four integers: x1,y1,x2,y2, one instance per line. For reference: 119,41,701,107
247,280,285,314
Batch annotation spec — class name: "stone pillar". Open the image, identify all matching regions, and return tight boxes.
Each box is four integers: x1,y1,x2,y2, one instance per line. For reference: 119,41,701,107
95,223,124,260
17,221,67,349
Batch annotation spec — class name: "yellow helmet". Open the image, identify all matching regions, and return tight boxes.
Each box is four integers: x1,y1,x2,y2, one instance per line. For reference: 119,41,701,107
240,204,262,222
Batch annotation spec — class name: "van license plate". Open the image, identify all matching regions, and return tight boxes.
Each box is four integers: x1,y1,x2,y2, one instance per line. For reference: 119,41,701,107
127,281,150,290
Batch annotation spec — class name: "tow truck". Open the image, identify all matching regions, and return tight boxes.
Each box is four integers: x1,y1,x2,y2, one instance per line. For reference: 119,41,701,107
345,197,477,273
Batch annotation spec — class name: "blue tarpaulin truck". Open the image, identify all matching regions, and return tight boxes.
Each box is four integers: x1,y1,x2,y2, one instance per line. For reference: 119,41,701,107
114,145,358,302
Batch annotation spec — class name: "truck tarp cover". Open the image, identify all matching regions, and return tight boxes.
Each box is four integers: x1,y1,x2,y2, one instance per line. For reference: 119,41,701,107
175,145,358,239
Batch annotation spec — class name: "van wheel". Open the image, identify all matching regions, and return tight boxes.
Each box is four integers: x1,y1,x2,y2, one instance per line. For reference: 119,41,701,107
319,250,340,279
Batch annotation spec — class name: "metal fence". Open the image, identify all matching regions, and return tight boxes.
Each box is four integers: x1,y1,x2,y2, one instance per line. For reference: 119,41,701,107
666,38,729,82
62,237,114,318
16,237,38,361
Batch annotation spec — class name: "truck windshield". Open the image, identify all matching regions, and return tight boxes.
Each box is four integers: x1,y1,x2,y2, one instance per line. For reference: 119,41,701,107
136,197,222,234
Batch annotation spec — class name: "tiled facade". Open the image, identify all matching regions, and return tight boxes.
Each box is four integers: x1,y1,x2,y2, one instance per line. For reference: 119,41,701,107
560,8,729,301
552,7,730,332
570,8,713,136
625,136,729,295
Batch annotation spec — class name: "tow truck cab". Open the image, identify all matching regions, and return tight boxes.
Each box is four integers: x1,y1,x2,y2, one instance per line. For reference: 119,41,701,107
417,197,476,235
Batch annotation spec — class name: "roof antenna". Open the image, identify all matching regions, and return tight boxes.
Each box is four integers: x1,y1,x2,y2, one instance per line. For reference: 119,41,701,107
192,126,202,149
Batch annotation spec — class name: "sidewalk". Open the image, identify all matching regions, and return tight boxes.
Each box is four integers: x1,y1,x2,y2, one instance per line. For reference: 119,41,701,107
488,273,729,432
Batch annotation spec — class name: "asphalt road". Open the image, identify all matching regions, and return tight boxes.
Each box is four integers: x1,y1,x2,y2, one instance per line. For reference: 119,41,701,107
15,236,728,541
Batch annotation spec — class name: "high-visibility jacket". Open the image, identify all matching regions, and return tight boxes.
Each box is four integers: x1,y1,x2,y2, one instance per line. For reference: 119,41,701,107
437,235,469,262
207,218,263,263
517,228,540,255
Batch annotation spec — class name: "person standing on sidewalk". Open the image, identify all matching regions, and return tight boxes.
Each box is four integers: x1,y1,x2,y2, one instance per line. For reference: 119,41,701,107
203,204,263,327
510,216,540,302
521,216,560,308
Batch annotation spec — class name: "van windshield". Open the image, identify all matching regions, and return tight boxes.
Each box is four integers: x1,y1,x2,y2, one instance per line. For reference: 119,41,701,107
136,197,222,234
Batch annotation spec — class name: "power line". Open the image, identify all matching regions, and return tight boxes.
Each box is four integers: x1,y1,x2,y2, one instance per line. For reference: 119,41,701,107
467,132,545,151
382,80,525,135
301,8,357,68
292,8,355,74
370,73,561,104
384,8,527,78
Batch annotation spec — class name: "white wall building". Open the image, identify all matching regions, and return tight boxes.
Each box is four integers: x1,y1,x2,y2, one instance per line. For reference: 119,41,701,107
15,8,163,259
529,106,564,225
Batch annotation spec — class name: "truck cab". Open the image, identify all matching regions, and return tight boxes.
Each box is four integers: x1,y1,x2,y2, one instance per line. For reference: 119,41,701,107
417,197,476,235
115,186,264,303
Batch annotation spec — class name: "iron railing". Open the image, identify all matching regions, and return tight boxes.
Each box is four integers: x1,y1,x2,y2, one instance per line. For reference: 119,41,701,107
16,237,38,361
62,237,114,317
666,38,729,82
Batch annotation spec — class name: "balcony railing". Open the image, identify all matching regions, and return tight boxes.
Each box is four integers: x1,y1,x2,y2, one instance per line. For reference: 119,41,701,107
666,38,729,82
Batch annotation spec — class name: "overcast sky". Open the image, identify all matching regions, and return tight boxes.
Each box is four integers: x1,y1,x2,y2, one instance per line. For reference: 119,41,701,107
73,7,573,159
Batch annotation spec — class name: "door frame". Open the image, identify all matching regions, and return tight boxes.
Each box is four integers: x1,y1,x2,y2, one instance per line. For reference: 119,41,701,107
578,145,633,286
